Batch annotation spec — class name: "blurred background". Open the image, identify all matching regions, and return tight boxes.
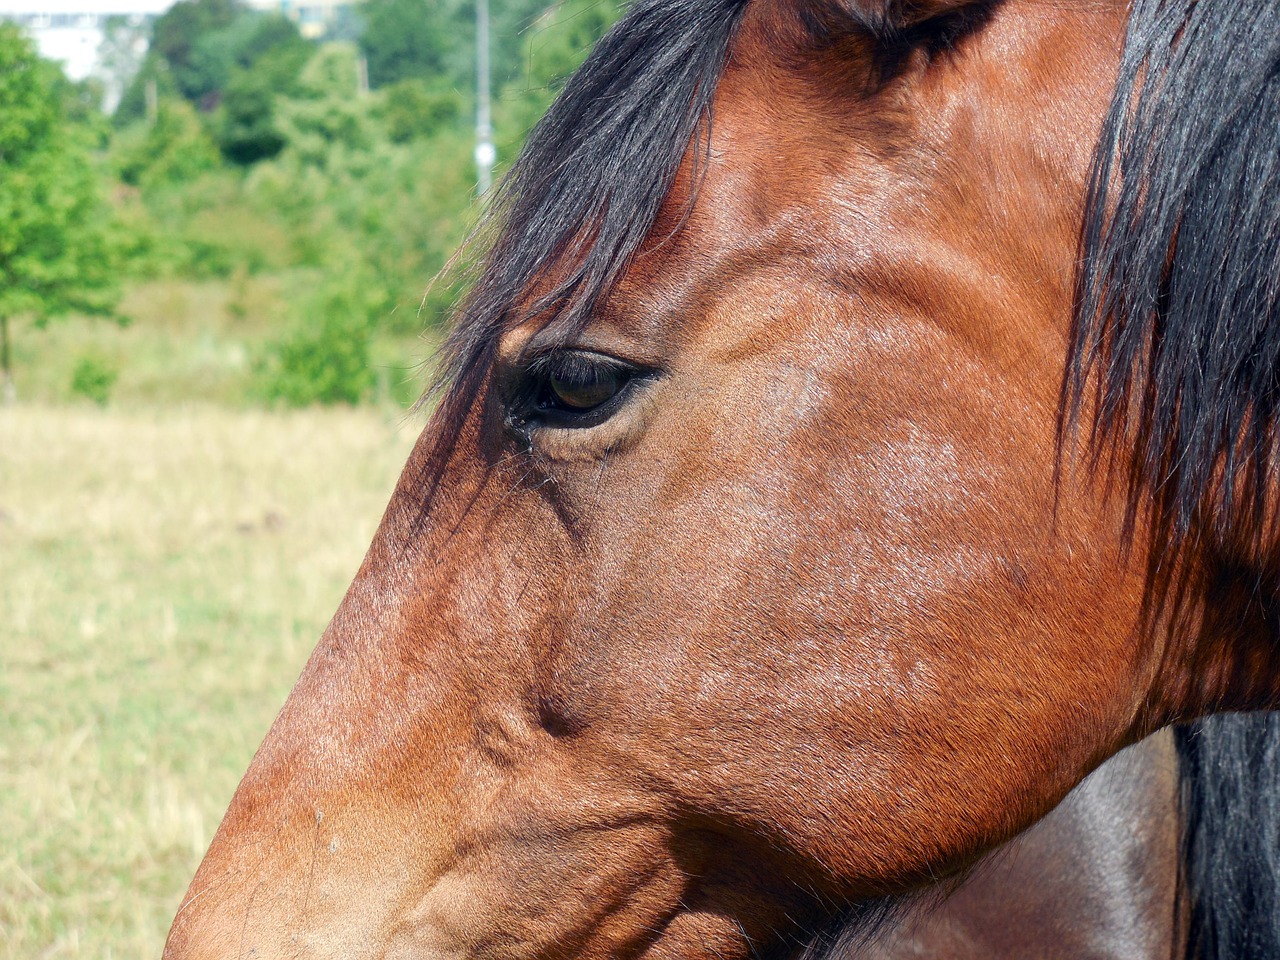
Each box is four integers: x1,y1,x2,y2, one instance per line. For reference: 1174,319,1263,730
0,0,618,954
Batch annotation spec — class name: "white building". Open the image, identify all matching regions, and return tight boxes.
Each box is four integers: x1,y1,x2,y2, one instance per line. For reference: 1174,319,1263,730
1,0,361,113
0,3,170,81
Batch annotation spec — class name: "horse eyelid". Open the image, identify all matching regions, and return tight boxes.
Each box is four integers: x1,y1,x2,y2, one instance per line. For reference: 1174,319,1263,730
523,348,642,381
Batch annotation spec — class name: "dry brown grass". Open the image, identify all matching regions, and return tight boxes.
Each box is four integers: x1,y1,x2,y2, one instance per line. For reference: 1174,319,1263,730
0,404,419,958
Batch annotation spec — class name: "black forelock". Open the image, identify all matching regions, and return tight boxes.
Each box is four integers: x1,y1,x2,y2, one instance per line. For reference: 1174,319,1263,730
419,0,750,449
467,0,750,338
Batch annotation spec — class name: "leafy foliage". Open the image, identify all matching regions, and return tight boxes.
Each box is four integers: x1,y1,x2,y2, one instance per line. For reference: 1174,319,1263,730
357,0,615,94
18,0,624,405
148,0,244,104
380,78,463,143
118,0,309,141
258,276,381,406
358,0,454,89
270,43,376,168
113,97,221,188
0,23,120,398
216,71,286,164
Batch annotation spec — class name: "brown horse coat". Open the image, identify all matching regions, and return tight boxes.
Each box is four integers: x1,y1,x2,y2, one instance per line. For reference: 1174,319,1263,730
165,1,1280,956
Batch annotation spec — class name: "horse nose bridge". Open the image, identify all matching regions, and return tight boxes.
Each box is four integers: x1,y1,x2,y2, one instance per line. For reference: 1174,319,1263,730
162,592,494,957
164,455,574,957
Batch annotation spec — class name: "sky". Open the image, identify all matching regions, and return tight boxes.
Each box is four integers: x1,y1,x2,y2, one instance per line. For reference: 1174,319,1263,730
0,1,177,12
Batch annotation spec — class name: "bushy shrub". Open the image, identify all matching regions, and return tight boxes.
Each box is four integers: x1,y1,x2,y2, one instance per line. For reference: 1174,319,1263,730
112,99,221,190
358,0,451,90
258,278,383,406
380,78,462,143
269,44,380,170
70,353,119,405
216,73,286,165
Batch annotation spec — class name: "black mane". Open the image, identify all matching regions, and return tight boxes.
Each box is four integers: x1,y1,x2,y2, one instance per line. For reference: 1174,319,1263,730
1060,3,1280,954
1177,714,1280,960
1062,0,1280,576
417,0,749,488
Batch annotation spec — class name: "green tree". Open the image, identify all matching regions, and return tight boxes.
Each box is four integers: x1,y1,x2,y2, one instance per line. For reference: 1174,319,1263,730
270,43,378,167
0,25,119,402
150,0,243,103
114,97,221,188
360,0,618,94
358,0,453,89
187,13,310,165
116,0,240,123
216,71,287,164
380,77,462,143
118,2,309,128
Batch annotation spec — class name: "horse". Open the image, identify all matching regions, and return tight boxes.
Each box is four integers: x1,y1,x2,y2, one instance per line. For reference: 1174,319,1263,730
163,0,1280,956
855,727,1184,960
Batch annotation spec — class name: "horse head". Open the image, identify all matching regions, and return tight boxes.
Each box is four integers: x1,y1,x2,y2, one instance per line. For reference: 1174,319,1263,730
165,0,1280,956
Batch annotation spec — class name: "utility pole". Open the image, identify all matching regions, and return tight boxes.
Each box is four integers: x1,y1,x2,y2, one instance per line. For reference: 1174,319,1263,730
474,0,495,197
356,56,369,97
145,76,158,126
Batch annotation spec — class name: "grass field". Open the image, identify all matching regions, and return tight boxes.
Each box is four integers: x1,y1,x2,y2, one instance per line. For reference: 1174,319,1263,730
0,403,420,958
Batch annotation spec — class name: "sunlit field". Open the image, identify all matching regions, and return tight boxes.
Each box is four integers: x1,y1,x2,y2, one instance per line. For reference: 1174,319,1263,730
0,404,419,958
7,278,432,409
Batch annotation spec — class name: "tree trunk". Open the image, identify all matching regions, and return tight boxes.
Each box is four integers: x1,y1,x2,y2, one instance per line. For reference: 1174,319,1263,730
1,314,14,405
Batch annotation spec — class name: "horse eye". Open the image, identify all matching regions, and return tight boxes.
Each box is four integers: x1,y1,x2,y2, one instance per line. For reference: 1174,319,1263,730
523,350,643,425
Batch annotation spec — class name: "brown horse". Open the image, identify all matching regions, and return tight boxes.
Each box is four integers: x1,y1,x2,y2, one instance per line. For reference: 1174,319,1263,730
164,0,1280,956
856,729,1183,960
